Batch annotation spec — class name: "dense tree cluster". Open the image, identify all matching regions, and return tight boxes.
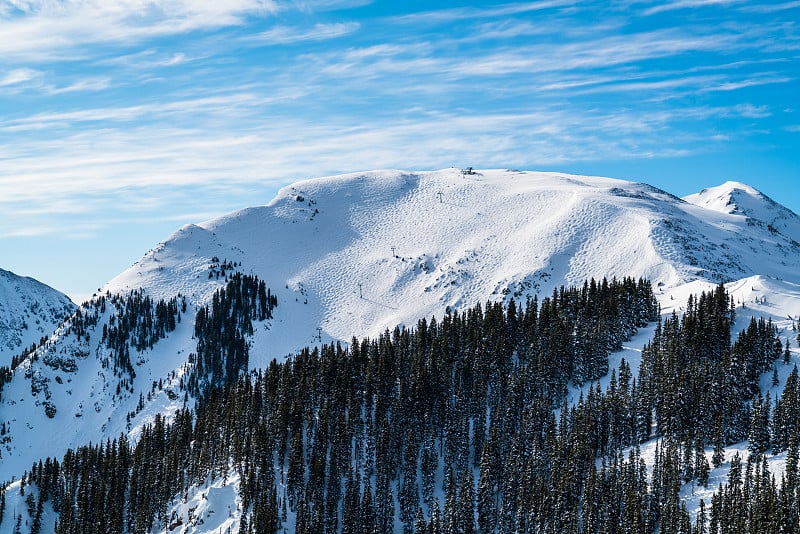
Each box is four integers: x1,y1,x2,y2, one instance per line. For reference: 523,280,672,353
100,291,185,376
531,277,660,387
0,366,11,401
1,292,183,409
17,277,653,531
5,278,798,534
208,257,239,279
705,443,800,534
188,273,277,394
636,285,784,452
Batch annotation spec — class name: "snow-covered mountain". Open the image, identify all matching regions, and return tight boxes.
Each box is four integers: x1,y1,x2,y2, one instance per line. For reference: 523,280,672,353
684,180,800,242
1,169,799,530
0,268,75,366
104,170,799,361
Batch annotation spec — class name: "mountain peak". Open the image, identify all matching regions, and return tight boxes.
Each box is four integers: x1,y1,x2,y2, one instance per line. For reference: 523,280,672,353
718,180,760,193
683,181,800,242
0,268,75,365
684,181,773,216
98,169,800,362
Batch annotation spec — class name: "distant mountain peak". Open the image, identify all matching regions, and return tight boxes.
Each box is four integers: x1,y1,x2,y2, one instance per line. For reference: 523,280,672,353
684,181,774,215
683,180,800,241
0,268,75,365
718,180,760,193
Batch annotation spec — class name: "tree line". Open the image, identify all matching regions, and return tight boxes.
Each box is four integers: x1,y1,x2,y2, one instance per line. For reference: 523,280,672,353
4,278,798,533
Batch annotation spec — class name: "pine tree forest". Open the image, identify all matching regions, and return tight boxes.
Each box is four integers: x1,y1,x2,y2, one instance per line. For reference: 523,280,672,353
4,277,800,533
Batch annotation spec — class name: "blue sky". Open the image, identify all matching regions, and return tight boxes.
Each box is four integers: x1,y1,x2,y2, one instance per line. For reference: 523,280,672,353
1,0,798,302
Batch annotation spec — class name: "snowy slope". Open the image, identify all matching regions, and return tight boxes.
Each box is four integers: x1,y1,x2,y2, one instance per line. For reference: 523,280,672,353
0,268,75,366
105,169,800,363
1,169,799,528
684,180,800,243
0,290,194,482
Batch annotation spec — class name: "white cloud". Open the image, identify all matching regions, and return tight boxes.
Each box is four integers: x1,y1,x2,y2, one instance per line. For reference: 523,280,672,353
703,76,793,92
734,104,771,119
541,71,793,98
0,67,41,85
306,28,744,84
47,76,112,94
161,52,187,66
741,1,800,12
0,92,267,130
287,0,372,12
461,18,627,43
388,0,578,25
0,103,726,234
98,49,197,72
541,73,721,95
3,224,65,238
251,21,359,44
0,0,794,244
643,0,742,16
0,0,279,61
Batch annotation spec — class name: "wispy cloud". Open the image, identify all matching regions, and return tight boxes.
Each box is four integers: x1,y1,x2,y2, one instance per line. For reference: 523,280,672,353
462,18,628,43
0,93,265,130
0,0,795,241
701,75,793,92
46,76,112,94
734,104,771,119
0,67,41,86
161,52,187,66
388,0,579,25
548,71,793,98
288,0,373,12
540,73,722,95
740,1,800,13
643,0,743,16
307,27,746,84
4,224,68,238
251,21,359,44
0,0,279,61
0,99,745,240
101,49,188,68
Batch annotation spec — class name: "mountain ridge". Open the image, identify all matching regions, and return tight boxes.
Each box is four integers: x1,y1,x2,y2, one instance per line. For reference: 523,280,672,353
104,169,800,359
684,180,800,241
0,267,75,366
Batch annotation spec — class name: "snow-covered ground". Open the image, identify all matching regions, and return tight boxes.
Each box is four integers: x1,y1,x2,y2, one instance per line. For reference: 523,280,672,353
0,268,74,366
155,471,243,534
1,169,798,530
104,169,800,362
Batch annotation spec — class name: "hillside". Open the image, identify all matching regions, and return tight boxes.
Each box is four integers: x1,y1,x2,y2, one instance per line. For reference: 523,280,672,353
684,181,800,241
0,268,75,366
0,169,799,532
105,169,800,362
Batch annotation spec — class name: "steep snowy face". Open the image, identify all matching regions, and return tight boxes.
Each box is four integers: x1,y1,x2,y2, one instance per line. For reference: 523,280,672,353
683,181,762,215
105,169,800,362
0,268,75,365
103,172,670,357
683,181,800,241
